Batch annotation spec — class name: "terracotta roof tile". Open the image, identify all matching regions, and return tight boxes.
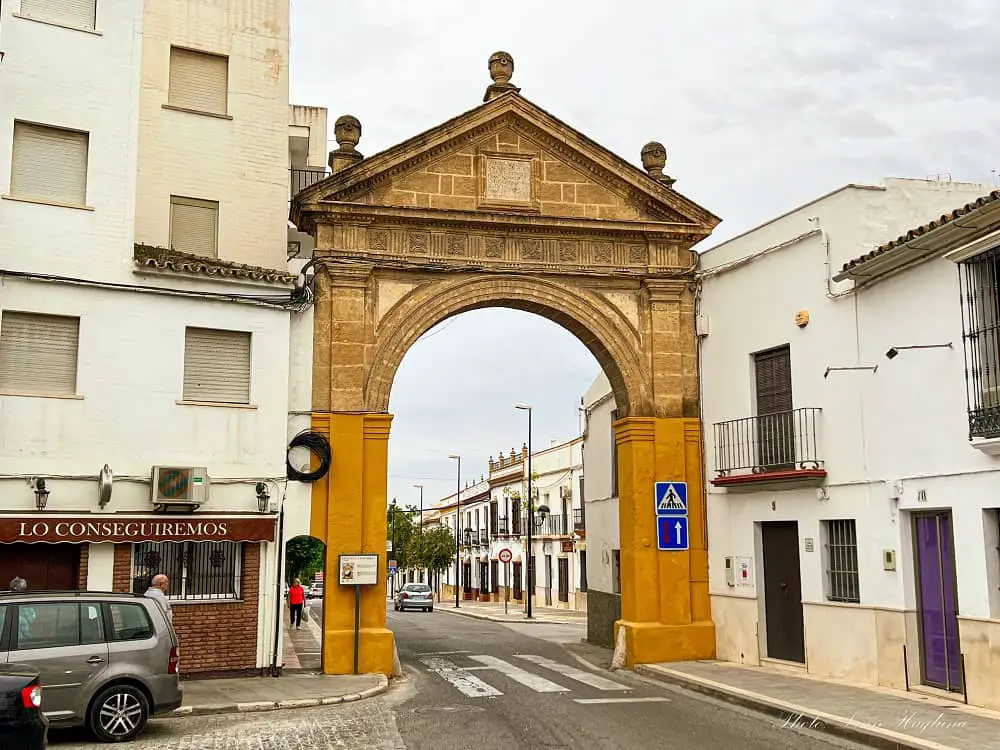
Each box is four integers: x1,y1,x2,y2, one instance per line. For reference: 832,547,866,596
133,244,297,284
839,190,1000,275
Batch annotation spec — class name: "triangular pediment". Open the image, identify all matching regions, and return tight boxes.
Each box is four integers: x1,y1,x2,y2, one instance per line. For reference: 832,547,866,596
293,94,719,231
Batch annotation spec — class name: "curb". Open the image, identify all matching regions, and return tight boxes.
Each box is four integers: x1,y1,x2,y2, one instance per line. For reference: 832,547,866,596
634,665,954,750
162,674,389,719
436,606,582,626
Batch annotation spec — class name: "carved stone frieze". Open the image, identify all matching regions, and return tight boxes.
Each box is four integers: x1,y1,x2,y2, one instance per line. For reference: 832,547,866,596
484,237,505,258
408,231,428,253
368,229,389,252
520,238,543,260
594,242,613,263
446,234,468,256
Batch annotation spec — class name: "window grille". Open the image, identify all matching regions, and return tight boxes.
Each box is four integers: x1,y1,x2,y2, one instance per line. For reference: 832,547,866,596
131,541,243,601
824,520,860,603
960,248,1000,438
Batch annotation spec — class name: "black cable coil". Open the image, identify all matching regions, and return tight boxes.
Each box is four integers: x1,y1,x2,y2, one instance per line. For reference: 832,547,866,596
286,430,332,482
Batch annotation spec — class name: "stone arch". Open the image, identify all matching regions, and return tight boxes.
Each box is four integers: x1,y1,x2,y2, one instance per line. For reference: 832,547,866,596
364,274,650,417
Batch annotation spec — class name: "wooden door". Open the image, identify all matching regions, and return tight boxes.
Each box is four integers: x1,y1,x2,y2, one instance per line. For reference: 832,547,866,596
761,522,804,662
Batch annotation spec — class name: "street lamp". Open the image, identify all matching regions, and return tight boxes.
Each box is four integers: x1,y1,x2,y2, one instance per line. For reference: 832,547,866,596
389,498,397,598
413,484,424,584
515,404,533,619
448,454,461,608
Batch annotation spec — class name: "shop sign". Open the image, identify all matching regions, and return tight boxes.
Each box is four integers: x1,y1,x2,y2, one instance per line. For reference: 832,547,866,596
0,516,276,544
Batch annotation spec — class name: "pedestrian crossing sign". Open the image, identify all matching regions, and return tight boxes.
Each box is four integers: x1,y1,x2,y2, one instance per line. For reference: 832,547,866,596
654,482,687,515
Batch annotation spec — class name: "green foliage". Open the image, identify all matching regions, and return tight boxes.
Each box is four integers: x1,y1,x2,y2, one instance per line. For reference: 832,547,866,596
413,525,457,571
386,504,418,569
285,536,324,583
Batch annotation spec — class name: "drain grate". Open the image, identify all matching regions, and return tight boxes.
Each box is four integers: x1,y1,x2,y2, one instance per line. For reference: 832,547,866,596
411,704,485,714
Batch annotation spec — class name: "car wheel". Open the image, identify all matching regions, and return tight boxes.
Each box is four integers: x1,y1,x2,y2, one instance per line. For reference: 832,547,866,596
88,683,150,743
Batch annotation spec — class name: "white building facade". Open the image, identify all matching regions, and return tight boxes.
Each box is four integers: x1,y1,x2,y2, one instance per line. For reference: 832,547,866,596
0,0,317,677
700,177,1000,707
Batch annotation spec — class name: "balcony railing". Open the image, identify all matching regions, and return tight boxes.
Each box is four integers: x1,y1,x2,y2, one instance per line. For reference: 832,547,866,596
519,514,570,536
494,517,509,536
573,508,585,531
289,167,329,198
712,407,825,487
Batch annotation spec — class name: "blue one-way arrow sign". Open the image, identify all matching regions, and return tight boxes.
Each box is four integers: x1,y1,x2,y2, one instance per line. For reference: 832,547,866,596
655,482,687,516
657,516,689,551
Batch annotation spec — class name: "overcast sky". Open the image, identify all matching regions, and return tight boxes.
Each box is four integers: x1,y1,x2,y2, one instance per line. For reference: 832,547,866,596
289,0,1000,506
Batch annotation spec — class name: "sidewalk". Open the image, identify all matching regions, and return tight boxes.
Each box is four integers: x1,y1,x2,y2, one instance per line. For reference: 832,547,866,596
635,660,1000,750
433,597,588,625
166,672,387,718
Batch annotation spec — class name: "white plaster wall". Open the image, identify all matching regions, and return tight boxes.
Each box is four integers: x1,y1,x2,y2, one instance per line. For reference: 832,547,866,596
86,543,117,591
134,0,290,270
0,1,143,284
581,372,618,594
288,105,328,169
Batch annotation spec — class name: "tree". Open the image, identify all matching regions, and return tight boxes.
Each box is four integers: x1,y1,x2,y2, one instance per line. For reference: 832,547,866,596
386,504,418,569
414,525,456,572
285,536,324,583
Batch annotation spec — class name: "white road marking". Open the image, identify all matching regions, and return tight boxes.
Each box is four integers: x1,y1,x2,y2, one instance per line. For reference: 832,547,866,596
514,654,631,691
573,697,671,704
415,650,470,656
467,654,569,693
419,657,502,698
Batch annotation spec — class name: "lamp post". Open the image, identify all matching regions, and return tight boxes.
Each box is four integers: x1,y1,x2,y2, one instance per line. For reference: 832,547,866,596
515,404,533,619
389,498,397,599
414,484,424,584
448,454,461,608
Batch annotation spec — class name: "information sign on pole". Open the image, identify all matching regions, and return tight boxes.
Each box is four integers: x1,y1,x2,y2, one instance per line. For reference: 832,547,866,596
338,554,380,674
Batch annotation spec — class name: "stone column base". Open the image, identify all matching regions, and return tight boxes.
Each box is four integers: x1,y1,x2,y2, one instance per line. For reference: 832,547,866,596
615,619,716,667
323,626,395,675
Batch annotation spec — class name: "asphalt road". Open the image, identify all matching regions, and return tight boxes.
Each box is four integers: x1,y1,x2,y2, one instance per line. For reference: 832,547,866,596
389,605,866,750
49,604,872,748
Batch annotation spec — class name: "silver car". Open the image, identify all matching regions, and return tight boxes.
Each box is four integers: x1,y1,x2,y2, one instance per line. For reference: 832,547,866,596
0,590,183,743
394,582,434,612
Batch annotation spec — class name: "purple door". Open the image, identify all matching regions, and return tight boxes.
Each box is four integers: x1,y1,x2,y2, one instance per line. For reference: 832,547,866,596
914,513,962,691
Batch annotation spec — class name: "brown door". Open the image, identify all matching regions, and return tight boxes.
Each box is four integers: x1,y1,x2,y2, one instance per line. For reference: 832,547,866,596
557,558,569,602
761,522,805,663
0,543,80,590
754,345,795,470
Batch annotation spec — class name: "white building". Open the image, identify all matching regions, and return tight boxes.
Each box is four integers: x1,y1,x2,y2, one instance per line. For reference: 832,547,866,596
0,0,318,678
699,177,1000,707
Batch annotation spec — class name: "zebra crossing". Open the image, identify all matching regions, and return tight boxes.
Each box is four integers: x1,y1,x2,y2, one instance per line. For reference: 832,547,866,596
417,651,665,703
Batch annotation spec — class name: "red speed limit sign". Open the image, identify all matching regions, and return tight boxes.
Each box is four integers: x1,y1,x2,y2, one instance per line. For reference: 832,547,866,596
498,548,512,564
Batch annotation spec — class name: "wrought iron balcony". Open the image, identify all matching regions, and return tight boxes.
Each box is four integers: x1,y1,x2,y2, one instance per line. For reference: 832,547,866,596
519,514,571,536
493,517,509,536
289,167,329,198
573,508,585,531
712,407,826,489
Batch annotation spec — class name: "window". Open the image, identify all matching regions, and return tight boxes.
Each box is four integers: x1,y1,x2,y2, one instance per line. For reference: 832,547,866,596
108,603,154,641
131,541,243,601
168,47,229,116
960,249,1000,438
14,602,102,650
579,550,588,592
170,196,219,258
754,345,795,469
611,549,621,594
823,519,860,603
18,0,96,30
9,121,89,205
182,326,251,403
0,311,80,395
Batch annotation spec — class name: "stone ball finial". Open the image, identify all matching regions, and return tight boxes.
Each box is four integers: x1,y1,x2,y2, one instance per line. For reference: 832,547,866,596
334,115,362,152
489,51,514,85
641,141,676,188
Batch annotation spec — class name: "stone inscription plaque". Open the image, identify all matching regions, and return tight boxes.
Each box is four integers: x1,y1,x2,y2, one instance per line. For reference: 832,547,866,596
484,157,532,202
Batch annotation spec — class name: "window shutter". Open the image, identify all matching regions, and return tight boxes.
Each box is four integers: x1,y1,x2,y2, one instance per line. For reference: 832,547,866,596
10,122,89,205
170,197,218,258
19,0,96,29
183,327,251,403
754,345,792,415
168,47,229,115
0,312,80,395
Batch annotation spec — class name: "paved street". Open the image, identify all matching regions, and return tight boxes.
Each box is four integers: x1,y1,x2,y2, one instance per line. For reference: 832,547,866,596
52,604,868,749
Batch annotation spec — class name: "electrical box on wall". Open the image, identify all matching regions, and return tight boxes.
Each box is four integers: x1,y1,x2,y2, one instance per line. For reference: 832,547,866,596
696,313,710,337
883,549,897,571
724,556,735,587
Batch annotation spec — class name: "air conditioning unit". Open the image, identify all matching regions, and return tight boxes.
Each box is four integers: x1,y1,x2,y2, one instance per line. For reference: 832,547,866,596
151,466,209,509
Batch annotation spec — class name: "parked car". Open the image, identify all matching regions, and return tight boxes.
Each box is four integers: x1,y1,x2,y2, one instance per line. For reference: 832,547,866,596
0,590,183,743
394,583,433,612
0,662,47,749
308,582,324,599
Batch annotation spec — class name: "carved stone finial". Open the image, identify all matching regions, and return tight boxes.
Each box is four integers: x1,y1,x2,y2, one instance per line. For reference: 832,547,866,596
641,141,675,188
328,114,364,174
484,51,521,102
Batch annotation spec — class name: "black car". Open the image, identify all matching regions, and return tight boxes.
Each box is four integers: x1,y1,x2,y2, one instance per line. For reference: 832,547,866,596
0,663,47,749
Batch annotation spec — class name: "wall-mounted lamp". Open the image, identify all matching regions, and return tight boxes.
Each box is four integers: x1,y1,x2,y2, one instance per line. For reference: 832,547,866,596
255,482,270,513
885,343,953,360
33,478,50,511
824,365,878,379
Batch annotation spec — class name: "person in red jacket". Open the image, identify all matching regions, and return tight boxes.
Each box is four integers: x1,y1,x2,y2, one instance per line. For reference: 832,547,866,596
288,578,306,629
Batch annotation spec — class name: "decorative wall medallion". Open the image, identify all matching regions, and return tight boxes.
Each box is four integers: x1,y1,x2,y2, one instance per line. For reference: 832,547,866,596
628,246,646,264
484,237,505,258
408,232,428,253
446,234,468,256
594,243,613,263
368,229,389,252
520,239,543,260
559,241,579,262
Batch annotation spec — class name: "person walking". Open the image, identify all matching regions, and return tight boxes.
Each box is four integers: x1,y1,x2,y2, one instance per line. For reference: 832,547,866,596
143,574,173,624
288,578,306,629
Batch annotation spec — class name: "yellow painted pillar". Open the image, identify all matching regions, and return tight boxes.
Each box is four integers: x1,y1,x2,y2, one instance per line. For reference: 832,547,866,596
310,411,395,676
613,416,715,666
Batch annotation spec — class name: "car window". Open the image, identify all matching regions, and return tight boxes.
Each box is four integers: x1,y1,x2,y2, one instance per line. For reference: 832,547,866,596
107,603,154,641
80,602,105,645
404,584,430,592
15,602,81,650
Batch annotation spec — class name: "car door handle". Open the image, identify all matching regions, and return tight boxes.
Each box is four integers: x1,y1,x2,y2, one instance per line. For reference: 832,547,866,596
86,656,105,664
